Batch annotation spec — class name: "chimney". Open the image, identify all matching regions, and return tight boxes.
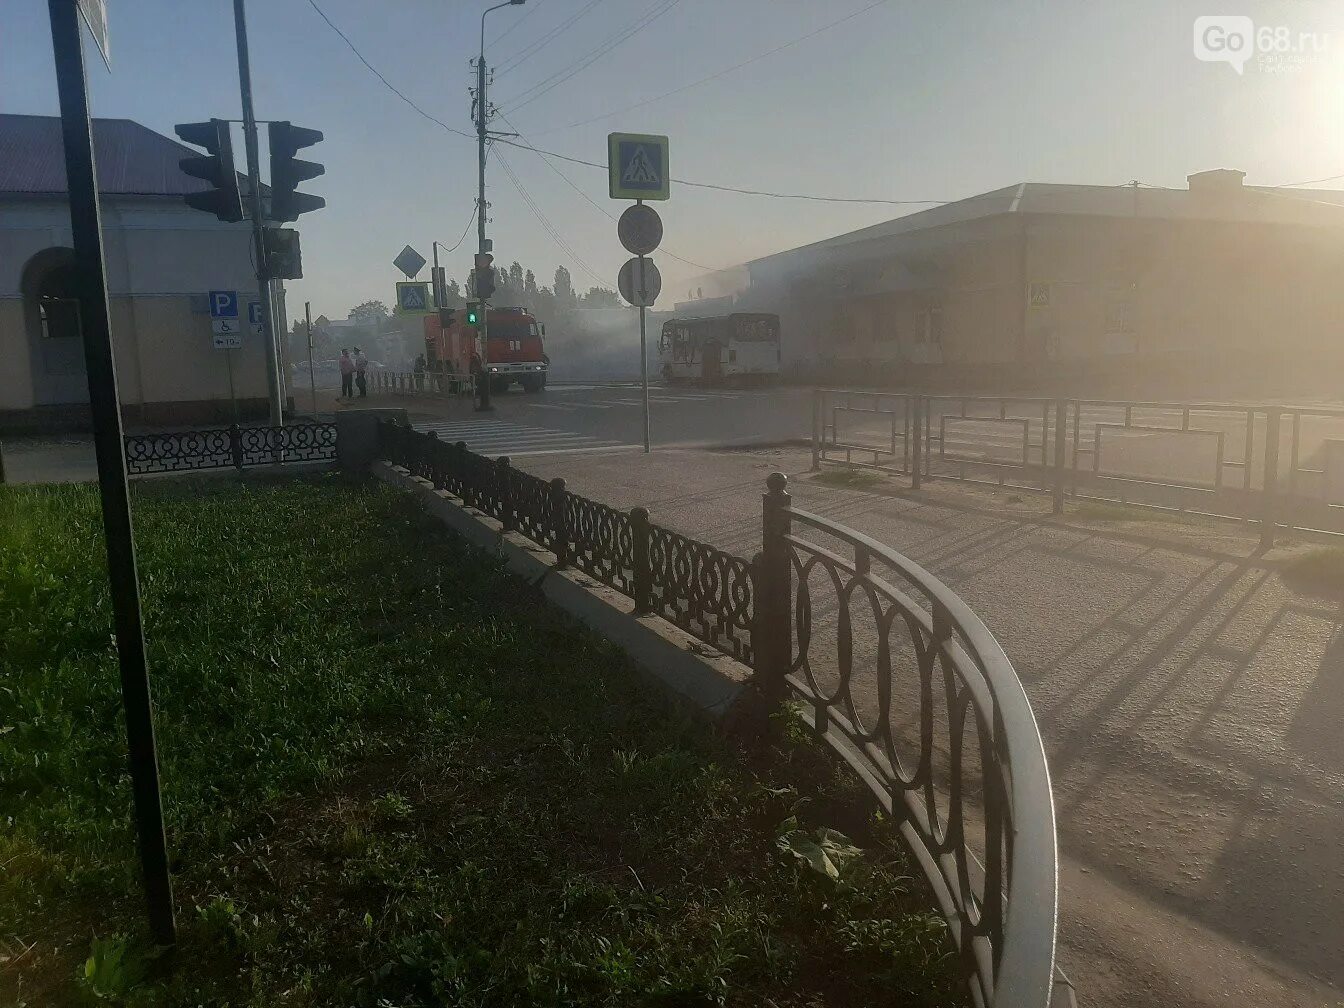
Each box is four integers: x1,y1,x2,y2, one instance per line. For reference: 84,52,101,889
1187,168,1246,195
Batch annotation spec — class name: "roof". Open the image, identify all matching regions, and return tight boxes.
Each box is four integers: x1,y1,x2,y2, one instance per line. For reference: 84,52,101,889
0,113,216,197
751,179,1344,271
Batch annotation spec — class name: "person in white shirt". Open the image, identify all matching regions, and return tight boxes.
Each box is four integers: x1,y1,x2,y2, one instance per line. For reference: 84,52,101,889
354,347,369,398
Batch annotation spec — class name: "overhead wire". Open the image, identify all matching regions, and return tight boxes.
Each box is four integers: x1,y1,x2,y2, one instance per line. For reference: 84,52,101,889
1272,171,1344,188
437,203,479,257
493,146,609,286
499,0,683,115
532,0,891,135
496,0,607,75
488,0,547,47
304,0,950,207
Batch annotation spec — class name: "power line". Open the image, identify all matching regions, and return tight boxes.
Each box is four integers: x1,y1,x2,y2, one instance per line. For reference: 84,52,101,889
496,0,607,75
489,0,547,47
493,146,608,286
1273,171,1344,188
304,0,472,140
500,0,683,115
497,113,724,272
533,0,890,135
303,0,949,206
438,203,479,256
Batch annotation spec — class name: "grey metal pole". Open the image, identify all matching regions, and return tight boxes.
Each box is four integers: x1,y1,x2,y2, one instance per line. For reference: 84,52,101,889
46,0,175,945
305,300,317,416
1052,399,1067,515
232,0,283,426
1261,407,1281,550
225,348,239,425
476,18,492,412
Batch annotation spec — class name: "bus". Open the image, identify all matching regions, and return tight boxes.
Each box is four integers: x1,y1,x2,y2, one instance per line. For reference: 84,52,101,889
658,313,781,385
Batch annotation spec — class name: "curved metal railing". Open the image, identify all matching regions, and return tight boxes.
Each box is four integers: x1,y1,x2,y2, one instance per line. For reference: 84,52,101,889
757,472,1058,1007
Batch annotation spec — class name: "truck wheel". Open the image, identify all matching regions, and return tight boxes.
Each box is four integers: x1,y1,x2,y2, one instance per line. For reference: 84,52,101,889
521,375,545,393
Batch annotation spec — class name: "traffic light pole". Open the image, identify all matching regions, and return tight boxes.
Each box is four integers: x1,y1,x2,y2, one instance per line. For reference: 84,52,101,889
475,19,492,413
233,0,284,427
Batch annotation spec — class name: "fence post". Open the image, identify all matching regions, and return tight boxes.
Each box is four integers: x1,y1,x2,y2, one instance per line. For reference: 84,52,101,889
631,506,652,614
229,423,243,470
1261,407,1281,549
910,396,923,490
550,477,569,568
810,388,821,471
756,472,792,711
454,441,468,503
426,431,439,487
1052,400,1067,515
497,456,514,530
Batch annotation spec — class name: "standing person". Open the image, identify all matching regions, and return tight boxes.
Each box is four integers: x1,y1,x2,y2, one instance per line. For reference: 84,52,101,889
338,348,354,399
414,353,426,392
354,347,369,398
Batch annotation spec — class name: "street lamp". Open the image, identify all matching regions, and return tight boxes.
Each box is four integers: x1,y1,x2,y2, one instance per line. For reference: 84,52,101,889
474,0,525,411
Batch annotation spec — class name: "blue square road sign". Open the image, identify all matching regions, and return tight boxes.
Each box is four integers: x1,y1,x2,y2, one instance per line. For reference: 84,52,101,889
609,133,669,201
209,289,239,319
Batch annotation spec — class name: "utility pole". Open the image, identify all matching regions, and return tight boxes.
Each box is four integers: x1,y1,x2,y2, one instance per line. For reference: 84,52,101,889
475,1,524,412
232,0,284,427
305,301,318,416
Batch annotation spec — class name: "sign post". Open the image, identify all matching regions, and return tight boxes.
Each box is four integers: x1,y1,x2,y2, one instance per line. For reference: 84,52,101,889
616,209,664,455
46,0,175,945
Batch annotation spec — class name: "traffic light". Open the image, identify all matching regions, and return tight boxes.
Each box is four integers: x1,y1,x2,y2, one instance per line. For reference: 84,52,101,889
438,308,456,328
174,119,244,222
474,253,496,300
263,227,303,280
268,121,325,223
465,303,480,325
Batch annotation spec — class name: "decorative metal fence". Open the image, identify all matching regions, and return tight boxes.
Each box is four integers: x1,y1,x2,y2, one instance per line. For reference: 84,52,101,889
372,369,474,398
123,423,337,475
377,419,1059,1006
813,387,1344,544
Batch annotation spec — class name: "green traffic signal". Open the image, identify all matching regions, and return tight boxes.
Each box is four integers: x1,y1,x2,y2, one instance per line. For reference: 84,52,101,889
466,304,479,325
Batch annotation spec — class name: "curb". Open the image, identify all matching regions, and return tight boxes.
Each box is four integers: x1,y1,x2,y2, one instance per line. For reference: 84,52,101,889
371,461,754,722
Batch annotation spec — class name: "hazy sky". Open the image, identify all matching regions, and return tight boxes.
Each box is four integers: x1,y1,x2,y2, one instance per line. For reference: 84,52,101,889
6,0,1344,319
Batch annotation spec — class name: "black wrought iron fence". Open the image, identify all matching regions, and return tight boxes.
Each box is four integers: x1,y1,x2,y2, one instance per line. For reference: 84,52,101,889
376,418,1060,1006
123,423,337,475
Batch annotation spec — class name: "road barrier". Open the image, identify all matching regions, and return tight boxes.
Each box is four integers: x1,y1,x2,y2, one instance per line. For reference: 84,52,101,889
813,388,1344,546
378,418,1060,1007
371,369,474,399
123,422,336,475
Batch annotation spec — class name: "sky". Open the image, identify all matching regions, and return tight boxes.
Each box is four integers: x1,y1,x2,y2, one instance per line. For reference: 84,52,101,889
5,0,1344,320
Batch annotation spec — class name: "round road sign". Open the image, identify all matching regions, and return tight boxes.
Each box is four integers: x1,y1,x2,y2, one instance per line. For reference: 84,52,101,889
617,203,663,256
618,257,662,308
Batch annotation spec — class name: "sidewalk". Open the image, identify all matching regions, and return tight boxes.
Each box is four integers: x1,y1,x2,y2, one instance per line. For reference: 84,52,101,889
517,446,1343,1008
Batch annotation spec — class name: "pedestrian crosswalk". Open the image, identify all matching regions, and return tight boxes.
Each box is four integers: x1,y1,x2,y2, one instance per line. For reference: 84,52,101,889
410,418,630,457
527,389,744,411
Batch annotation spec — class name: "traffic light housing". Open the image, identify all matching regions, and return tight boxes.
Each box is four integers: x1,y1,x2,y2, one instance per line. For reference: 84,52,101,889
438,308,456,328
474,253,496,300
465,303,480,326
263,227,303,280
268,121,325,223
175,119,244,223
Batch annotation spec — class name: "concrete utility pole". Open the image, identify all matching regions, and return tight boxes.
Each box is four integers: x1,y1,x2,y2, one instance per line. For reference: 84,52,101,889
233,0,284,426
476,0,525,412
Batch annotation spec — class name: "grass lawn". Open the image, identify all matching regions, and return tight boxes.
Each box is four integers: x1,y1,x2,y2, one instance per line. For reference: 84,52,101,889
0,474,959,1007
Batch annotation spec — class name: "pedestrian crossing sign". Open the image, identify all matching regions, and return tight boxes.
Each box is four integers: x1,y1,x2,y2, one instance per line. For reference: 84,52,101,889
609,132,669,201
396,281,433,315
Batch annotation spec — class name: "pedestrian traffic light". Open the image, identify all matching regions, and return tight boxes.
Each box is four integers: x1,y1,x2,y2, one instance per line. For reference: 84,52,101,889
174,119,244,223
268,121,325,223
465,303,480,325
474,253,496,300
263,227,303,280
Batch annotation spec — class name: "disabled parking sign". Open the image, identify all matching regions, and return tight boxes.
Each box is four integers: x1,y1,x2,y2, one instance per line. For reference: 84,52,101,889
609,133,669,201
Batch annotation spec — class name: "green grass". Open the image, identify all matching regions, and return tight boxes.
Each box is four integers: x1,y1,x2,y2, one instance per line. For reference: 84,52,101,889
1280,546,1344,597
1071,500,1211,526
0,474,960,1007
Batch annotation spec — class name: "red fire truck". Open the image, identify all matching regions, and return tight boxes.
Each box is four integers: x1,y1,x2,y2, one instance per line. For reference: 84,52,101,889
423,306,548,393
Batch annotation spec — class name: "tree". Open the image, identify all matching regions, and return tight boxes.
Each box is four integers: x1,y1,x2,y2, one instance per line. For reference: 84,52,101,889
554,266,575,304
348,300,389,325
524,270,538,298
581,287,619,308
509,261,524,290
444,279,463,306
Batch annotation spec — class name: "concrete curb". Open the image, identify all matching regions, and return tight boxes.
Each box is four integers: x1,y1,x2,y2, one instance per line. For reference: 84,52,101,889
371,460,754,722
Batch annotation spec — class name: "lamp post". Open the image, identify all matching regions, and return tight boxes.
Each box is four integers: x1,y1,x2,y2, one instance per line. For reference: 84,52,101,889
476,0,525,412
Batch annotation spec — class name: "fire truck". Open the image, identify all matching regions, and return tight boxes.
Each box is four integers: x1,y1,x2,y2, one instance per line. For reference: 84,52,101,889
423,306,548,393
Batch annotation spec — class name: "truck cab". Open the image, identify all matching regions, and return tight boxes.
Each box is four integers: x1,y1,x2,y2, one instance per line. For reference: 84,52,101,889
424,306,548,393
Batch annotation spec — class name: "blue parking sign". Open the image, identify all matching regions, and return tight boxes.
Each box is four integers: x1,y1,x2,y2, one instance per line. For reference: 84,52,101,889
209,289,238,319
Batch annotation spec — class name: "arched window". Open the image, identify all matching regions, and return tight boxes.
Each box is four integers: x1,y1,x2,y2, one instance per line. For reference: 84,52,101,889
37,261,82,342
